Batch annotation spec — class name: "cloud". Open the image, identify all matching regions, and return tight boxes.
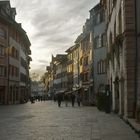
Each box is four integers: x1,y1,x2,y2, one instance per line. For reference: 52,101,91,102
10,0,99,75
37,59,50,64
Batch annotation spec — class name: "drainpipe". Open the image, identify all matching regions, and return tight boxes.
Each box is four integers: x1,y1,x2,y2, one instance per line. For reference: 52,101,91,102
134,0,138,112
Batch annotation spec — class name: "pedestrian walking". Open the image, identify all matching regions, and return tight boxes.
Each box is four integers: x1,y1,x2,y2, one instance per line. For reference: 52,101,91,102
57,93,63,107
71,93,75,107
64,93,69,107
53,95,57,102
30,96,35,104
76,93,81,107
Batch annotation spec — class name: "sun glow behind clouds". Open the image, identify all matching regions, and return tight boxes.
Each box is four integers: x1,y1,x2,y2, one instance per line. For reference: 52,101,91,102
10,0,99,75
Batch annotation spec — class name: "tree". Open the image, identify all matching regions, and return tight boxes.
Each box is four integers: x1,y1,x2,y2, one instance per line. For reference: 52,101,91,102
30,73,40,81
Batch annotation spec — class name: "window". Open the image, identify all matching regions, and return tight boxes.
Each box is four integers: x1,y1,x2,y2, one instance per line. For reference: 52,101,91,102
101,34,106,47
118,9,122,34
0,45,5,56
9,65,19,77
80,58,82,65
97,59,107,74
94,36,99,48
0,66,6,77
113,0,117,7
97,62,99,74
109,32,113,51
100,9,105,22
67,66,69,73
20,73,27,83
97,13,100,24
15,67,19,77
83,56,88,66
100,61,103,74
97,61,101,74
103,60,107,73
84,73,88,82
85,57,88,66
11,47,19,59
21,58,27,69
12,66,14,76
0,28,6,39
114,22,116,38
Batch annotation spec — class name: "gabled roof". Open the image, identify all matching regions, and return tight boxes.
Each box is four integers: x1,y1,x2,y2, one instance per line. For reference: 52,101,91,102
75,33,83,43
52,54,67,64
65,45,75,53
89,3,100,14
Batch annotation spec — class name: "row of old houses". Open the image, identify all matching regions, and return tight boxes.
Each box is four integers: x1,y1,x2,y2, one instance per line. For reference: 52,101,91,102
44,0,140,121
44,3,107,105
0,1,31,104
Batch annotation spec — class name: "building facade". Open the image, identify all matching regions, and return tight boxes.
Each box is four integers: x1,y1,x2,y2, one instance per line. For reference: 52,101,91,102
0,1,31,104
136,0,140,107
44,66,51,95
101,0,140,119
53,54,68,94
71,45,80,91
48,58,56,97
90,4,107,103
75,20,93,105
43,1,140,114
65,47,74,92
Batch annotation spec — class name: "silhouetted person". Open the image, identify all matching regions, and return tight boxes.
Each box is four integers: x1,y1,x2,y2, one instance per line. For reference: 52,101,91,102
54,95,57,102
30,96,35,104
57,93,63,107
71,93,75,107
76,93,81,107
64,93,69,107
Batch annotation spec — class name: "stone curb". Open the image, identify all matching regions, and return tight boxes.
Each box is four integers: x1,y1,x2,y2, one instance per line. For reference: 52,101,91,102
119,115,140,138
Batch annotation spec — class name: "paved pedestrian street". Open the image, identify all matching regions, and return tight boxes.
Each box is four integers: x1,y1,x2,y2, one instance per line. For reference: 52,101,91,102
0,101,139,140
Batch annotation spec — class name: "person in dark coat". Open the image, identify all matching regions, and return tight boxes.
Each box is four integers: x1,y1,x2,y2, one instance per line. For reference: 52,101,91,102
71,93,75,107
30,96,35,104
57,93,63,107
64,93,69,107
53,94,57,102
76,93,81,107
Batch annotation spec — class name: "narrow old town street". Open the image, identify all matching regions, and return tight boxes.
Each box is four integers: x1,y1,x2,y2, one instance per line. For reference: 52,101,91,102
0,101,139,140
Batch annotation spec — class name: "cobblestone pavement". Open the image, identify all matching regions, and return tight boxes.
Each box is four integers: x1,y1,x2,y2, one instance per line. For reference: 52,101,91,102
0,101,139,140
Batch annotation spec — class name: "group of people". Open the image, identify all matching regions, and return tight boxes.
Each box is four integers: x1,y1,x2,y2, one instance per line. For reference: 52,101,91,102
55,92,81,107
